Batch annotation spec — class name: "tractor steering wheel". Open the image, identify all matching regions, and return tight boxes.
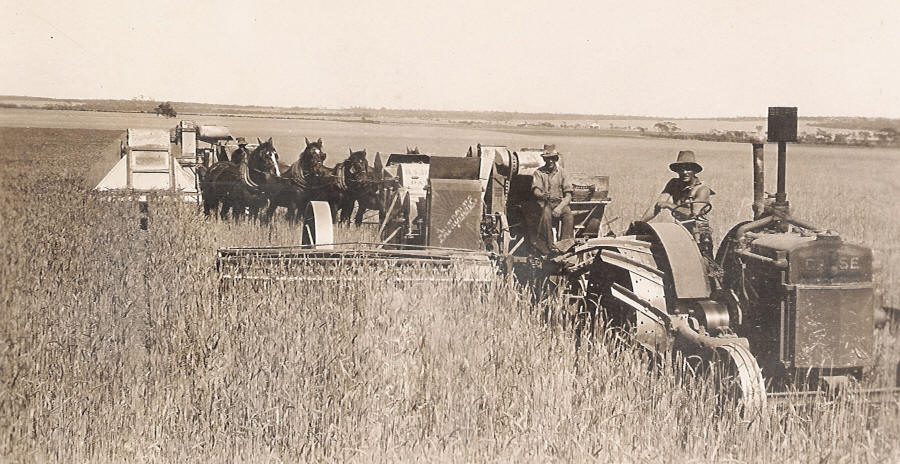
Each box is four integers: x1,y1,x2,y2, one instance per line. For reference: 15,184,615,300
664,201,712,222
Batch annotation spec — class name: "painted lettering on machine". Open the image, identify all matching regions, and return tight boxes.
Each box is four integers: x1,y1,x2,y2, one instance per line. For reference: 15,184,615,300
791,244,872,284
435,195,478,246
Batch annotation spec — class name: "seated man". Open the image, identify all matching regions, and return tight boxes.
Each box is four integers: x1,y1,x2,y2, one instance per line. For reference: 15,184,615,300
640,150,715,259
529,145,575,255
231,137,250,165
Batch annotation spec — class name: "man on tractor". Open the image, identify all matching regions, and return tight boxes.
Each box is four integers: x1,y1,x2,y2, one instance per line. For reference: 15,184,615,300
640,150,715,259
529,145,575,256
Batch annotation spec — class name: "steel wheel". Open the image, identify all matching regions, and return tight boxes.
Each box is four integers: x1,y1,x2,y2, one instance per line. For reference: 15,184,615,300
712,342,767,414
301,201,334,249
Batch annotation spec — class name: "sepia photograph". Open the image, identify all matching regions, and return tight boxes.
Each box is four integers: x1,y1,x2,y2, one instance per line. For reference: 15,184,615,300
2,0,899,462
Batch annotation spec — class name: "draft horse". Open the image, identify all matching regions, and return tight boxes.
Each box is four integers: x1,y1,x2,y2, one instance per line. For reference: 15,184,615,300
331,148,382,225
265,140,383,225
265,137,331,224
199,137,280,221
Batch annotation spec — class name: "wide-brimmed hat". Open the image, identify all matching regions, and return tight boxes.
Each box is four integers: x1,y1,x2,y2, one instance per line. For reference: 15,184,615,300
541,144,560,159
669,150,702,173
236,137,247,145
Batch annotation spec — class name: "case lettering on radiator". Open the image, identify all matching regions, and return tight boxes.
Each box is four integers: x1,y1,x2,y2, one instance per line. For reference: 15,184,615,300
799,254,865,280
838,257,860,270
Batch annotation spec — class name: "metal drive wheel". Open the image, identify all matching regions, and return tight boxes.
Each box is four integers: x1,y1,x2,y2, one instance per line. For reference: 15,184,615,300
712,342,767,414
301,201,334,249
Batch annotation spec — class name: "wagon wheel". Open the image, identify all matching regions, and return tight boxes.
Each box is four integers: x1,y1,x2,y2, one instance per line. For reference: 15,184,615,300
710,342,767,415
301,201,334,249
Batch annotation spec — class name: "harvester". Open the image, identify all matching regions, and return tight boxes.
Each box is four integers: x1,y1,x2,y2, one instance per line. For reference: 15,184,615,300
216,107,898,408
92,120,235,201
91,120,235,228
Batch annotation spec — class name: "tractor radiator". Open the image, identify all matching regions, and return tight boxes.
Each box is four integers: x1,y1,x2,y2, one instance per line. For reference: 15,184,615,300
788,284,875,369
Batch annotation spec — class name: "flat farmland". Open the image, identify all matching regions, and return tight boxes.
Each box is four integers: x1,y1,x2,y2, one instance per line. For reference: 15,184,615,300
1,109,898,462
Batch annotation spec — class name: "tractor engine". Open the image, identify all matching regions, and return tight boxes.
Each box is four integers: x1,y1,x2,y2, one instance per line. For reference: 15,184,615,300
717,107,878,388
720,226,875,384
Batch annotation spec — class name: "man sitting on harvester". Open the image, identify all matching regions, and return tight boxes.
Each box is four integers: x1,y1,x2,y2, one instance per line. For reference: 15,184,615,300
529,145,575,255
640,150,715,259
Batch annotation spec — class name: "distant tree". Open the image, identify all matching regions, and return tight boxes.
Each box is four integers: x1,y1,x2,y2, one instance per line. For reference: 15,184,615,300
654,121,680,134
877,127,897,144
815,128,832,143
155,102,177,118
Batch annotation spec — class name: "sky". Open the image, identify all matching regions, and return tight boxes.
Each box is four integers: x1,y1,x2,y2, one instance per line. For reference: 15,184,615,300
3,0,900,118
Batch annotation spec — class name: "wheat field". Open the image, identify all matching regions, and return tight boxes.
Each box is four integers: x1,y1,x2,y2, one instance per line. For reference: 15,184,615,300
1,119,898,462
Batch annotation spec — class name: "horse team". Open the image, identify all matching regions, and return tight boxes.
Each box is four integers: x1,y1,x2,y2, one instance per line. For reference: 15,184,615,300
197,137,382,225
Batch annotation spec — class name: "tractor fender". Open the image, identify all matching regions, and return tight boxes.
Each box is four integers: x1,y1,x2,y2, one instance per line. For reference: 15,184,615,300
633,222,711,299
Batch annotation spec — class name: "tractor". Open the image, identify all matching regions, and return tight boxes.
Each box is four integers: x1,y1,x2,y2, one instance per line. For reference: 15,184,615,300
580,107,897,407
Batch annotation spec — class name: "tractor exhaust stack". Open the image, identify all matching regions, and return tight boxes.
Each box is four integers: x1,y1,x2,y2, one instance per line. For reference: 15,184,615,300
767,107,798,213
776,141,788,206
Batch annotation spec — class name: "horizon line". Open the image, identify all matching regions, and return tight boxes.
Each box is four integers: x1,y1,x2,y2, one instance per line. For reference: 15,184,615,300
2,93,897,121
